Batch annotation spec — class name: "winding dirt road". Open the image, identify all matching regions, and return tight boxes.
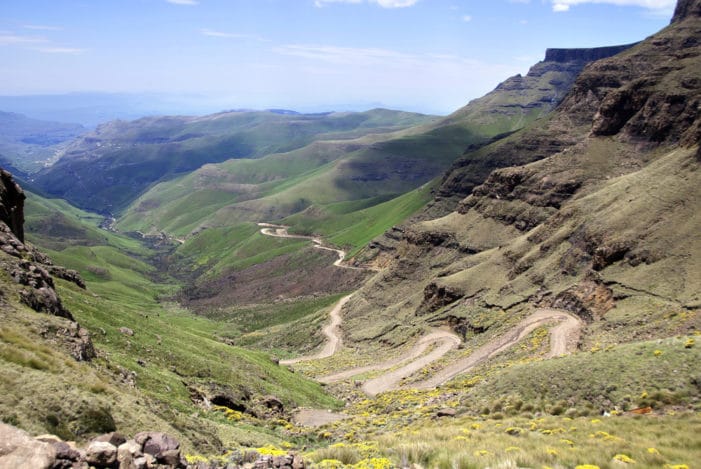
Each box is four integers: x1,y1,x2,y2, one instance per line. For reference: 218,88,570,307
279,294,353,365
318,308,580,397
318,330,460,385
258,223,361,269
258,222,582,397
258,223,358,365
410,308,582,391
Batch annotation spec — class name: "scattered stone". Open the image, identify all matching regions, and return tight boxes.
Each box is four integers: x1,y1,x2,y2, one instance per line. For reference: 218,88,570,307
0,422,307,469
262,395,284,413
292,454,305,469
135,431,181,462
85,440,118,466
51,440,82,462
436,408,457,417
56,322,96,362
119,327,135,336
95,431,128,447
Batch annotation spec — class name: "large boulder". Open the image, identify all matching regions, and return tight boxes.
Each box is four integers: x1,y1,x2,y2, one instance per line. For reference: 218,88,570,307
134,431,184,466
85,440,118,466
0,422,56,469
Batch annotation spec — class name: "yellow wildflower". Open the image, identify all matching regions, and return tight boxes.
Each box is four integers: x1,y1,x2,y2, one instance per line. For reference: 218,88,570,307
613,454,636,464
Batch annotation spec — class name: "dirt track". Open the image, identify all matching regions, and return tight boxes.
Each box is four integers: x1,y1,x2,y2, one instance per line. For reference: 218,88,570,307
319,330,460,385
259,222,582,397
259,223,356,365
258,223,362,270
410,308,582,390
279,294,353,365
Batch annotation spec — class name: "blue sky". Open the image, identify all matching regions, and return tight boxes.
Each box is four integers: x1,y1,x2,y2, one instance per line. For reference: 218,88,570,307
0,0,675,115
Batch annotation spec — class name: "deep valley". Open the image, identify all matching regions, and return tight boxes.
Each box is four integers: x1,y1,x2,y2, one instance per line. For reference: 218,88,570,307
1,1,700,468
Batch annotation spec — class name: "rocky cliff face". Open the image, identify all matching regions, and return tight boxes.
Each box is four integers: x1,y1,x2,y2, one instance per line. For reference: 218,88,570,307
0,169,25,242
672,0,701,23
0,168,94,359
421,42,638,216
544,44,638,63
346,1,701,348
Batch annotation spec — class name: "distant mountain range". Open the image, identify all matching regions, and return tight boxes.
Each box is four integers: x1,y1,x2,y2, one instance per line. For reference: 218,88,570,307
1,2,699,463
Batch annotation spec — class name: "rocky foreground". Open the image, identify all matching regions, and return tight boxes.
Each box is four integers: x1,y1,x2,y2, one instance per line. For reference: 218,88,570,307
0,422,306,469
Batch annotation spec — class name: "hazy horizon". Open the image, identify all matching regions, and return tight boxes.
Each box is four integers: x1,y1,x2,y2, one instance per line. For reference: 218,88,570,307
2,0,675,117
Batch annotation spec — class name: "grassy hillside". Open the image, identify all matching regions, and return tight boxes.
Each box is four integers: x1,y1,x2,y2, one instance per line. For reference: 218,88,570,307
33,109,436,213
0,111,84,174
9,191,343,453
114,47,612,295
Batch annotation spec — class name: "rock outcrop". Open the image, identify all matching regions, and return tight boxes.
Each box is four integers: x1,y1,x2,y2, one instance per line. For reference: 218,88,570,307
0,167,94,359
428,43,635,215
0,423,307,469
544,44,638,63
0,169,85,315
346,0,701,350
672,0,701,23
0,169,25,242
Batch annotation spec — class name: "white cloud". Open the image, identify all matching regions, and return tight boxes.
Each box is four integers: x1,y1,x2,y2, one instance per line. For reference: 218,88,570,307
550,0,675,13
275,44,417,65
374,0,419,6
34,46,85,54
23,24,63,31
462,15,473,22
0,32,83,54
166,0,199,5
275,43,499,71
314,0,419,8
200,29,266,41
0,33,47,46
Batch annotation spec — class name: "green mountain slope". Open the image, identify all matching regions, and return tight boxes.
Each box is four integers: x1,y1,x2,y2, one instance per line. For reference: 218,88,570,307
0,111,84,174
1,181,342,453
341,0,701,392
33,109,436,213
117,45,633,294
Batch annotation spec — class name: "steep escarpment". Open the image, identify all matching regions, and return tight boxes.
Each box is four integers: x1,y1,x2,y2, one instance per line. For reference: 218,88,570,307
544,44,638,63
425,42,636,215
344,4,700,351
0,169,86,321
672,0,701,23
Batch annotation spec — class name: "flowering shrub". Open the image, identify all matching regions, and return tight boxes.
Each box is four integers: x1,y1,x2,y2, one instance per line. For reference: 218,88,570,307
256,445,287,456
613,453,636,464
353,457,393,469
473,449,492,457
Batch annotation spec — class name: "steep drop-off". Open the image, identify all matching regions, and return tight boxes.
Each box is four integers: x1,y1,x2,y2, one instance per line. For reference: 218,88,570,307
344,1,701,358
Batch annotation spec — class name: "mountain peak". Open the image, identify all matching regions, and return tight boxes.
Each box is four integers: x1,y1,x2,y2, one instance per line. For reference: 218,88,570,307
544,44,638,63
672,0,701,23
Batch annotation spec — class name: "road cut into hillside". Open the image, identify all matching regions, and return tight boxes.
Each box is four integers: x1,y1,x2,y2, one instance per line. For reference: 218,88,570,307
259,222,358,365
316,308,580,397
259,222,582,398
318,330,461,385
409,308,582,391
258,222,363,270
278,294,353,365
